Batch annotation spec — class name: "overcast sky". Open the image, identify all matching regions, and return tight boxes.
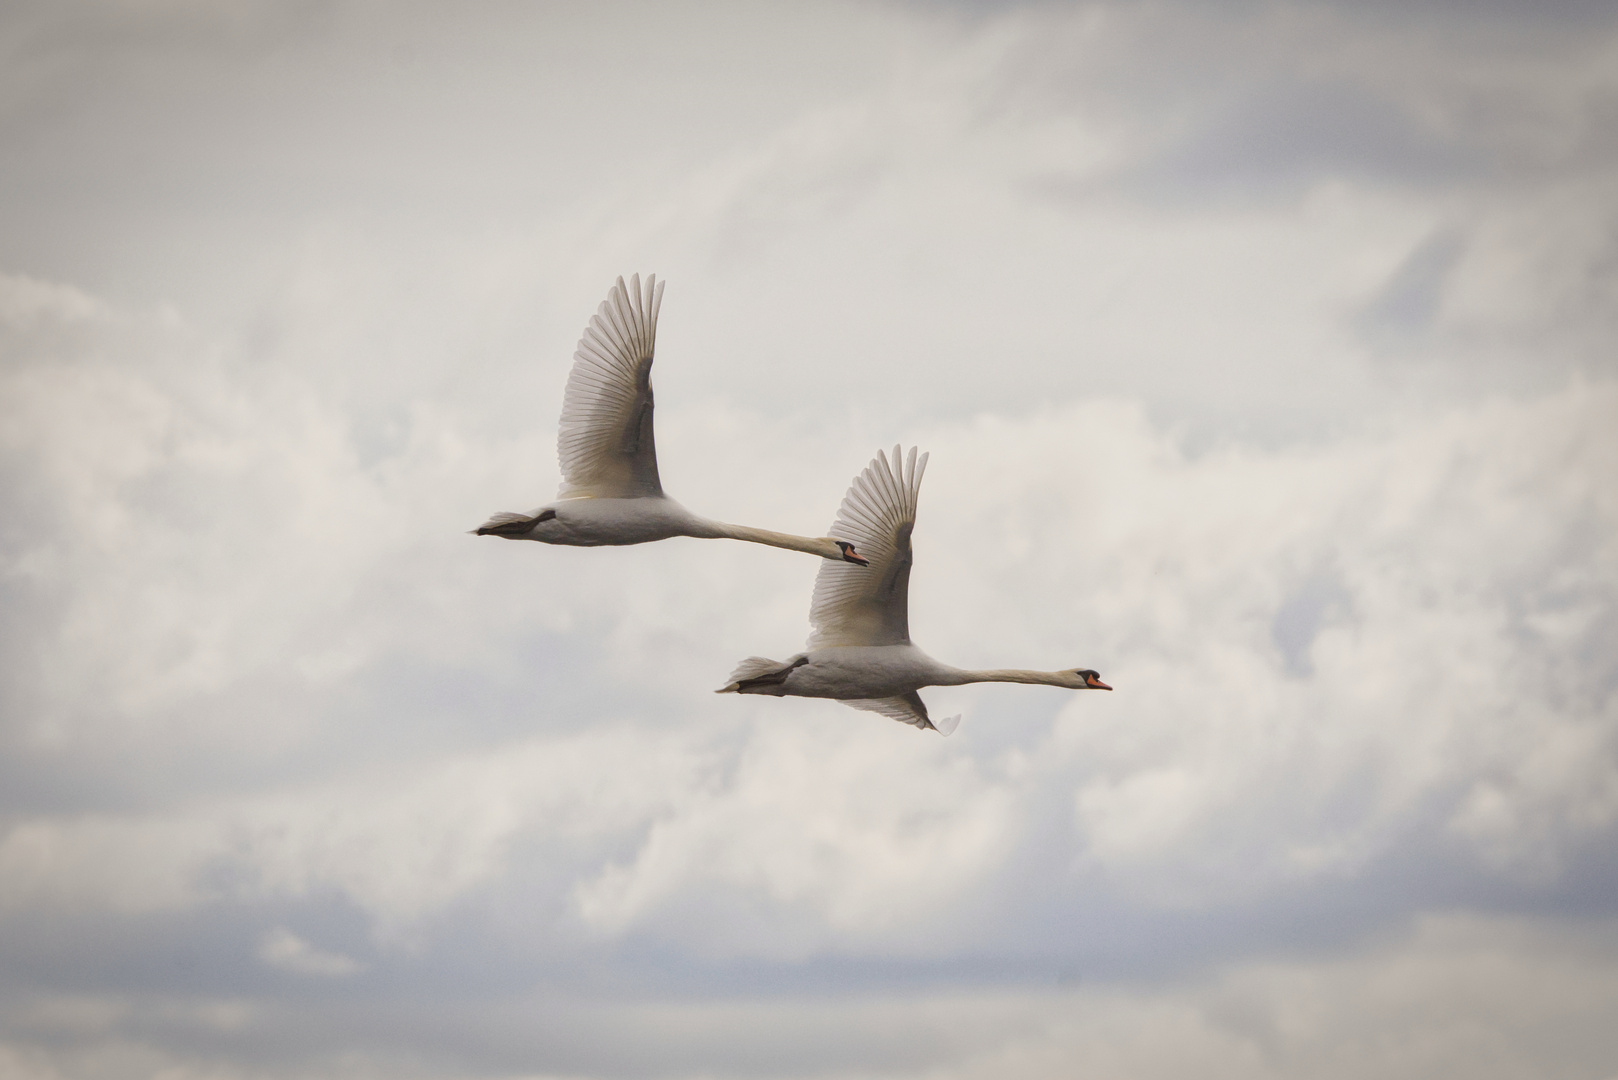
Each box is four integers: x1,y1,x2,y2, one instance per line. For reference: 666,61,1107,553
2,2,1617,1078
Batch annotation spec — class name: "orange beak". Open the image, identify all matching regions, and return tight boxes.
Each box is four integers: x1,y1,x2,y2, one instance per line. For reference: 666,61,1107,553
1085,673,1112,690
840,544,869,566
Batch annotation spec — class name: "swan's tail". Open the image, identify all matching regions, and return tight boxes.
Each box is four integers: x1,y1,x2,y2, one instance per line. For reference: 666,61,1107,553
715,655,806,695
472,511,541,537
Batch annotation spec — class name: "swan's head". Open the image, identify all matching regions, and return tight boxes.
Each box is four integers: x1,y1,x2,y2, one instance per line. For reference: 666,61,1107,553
834,541,870,566
1072,669,1111,690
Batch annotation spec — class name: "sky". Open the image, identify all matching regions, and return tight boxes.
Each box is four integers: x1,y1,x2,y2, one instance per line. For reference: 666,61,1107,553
1,1,1616,1077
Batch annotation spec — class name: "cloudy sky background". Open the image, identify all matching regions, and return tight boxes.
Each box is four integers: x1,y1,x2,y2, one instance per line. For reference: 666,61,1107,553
2,1,1617,1077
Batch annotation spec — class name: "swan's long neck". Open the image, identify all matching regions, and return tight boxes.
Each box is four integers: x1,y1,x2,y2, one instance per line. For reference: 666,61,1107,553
697,520,843,560
940,668,1076,688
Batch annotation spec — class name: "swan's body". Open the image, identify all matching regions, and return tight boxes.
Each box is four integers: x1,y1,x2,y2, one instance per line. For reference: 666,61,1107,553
718,446,1110,735
474,275,866,566
739,645,1101,699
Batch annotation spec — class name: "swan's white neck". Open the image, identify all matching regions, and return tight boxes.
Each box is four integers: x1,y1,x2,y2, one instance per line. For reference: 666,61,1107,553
694,520,844,560
937,668,1081,688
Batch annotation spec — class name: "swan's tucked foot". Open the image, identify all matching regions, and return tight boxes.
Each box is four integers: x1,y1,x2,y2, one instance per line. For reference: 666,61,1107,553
473,509,555,537
716,655,807,694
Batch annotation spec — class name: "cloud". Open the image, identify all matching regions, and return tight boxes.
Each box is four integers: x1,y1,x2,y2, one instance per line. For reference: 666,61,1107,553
257,928,363,978
2,2,1617,1076
0,272,103,327
4,317,1612,956
4,914,1617,1078
1354,227,1468,347
1130,80,1480,199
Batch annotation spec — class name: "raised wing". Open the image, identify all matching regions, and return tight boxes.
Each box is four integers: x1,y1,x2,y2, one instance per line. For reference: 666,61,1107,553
556,274,666,499
842,692,960,736
807,445,928,649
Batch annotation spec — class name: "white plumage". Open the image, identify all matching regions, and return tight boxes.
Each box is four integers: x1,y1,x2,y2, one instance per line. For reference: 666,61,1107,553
808,445,926,649
718,446,1112,735
556,274,664,500
474,275,870,566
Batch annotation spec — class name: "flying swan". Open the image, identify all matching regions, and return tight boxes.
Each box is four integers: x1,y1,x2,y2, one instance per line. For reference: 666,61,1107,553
717,446,1111,735
474,274,868,565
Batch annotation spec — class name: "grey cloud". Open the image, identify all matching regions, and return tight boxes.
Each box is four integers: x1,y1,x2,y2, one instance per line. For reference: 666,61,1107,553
1126,81,1480,201
996,2,1618,216
1355,227,1468,348
932,0,1618,31
1271,566,1354,678
5,914,1618,1078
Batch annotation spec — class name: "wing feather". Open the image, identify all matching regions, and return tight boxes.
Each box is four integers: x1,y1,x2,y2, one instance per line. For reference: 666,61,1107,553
555,274,666,499
842,691,956,735
808,445,929,649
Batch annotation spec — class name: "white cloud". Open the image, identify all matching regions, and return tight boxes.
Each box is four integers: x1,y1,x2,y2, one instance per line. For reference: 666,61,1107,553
1,2,1617,1077
572,718,1018,955
0,272,103,327
3,372,1609,955
0,814,213,916
256,928,362,978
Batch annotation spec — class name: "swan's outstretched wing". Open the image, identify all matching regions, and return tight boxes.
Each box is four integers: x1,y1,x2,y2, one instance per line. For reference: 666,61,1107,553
556,274,666,499
808,445,927,649
842,692,960,736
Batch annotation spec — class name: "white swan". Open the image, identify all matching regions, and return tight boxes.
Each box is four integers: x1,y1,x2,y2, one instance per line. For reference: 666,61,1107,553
717,446,1111,735
474,274,868,565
